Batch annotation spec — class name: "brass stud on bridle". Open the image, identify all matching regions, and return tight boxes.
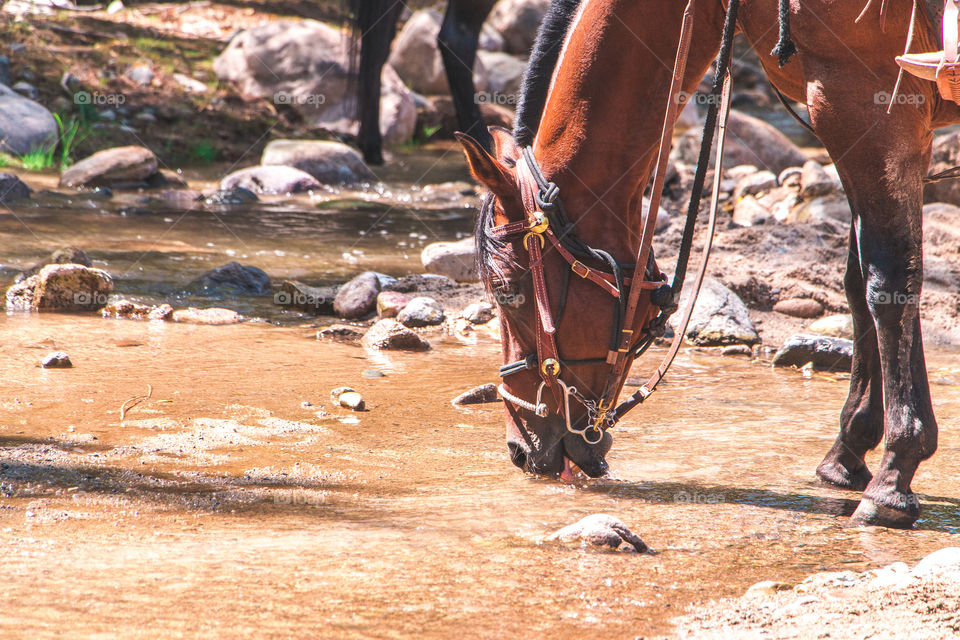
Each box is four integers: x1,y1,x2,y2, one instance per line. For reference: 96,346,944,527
541,357,560,377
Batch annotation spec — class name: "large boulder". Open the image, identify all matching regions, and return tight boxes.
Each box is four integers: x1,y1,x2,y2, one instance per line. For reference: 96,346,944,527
213,20,416,145
6,263,113,311
669,277,760,346
673,109,808,174
59,146,159,188
187,262,271,296
0,84,58,156
387,9,488,96
488,0,550,55
420,237,477,282
260,139,374,184
219,165,321,195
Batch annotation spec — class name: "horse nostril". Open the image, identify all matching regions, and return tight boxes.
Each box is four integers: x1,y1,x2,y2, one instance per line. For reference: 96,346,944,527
507,441,528,469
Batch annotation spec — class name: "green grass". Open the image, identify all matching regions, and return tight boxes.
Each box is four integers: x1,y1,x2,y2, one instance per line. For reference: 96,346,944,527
15,113,86,171
0,153,13,168
188,139,218,164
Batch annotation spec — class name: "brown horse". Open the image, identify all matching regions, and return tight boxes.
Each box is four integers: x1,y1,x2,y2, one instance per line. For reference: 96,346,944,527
459,0,951,529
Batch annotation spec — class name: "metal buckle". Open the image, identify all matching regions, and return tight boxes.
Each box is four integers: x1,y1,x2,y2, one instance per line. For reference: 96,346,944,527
571,260,590,278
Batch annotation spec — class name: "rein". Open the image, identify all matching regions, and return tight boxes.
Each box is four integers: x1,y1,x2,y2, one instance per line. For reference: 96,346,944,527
494,0,741,444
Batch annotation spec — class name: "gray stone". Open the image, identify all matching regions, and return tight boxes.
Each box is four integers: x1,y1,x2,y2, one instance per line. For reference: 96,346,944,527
488,0,550,55
6,263,113,311
451,383,499,406
41,351,72,368
397,296,445,327
11,81,37,100
261,139,373,184
213,20,416,145
778,166,803,188
277,280,336,315
205,186,258,205
732,195,771,227
669,278,760,346
462,301,494,324
60,146,159,188
477,51,526,97
733,170,778,201
387,10,488,96
772,334,853,371
187,262,271,296
361,318,431,351
800,160,842,199
333,272,381,319
546,514,648,553
807,314,854,340
316,324,363,344
127,64,155,86
787,195,851,225
0,172,31,203
219,165,321,195
420,237,477,282
0,84,58,156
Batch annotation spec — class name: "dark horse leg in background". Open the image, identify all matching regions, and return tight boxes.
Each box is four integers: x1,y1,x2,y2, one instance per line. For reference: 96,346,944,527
353,0,494,164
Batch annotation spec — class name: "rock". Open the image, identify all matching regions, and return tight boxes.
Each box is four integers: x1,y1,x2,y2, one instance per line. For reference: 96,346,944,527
800,160,842,199
545,514,648,553
397,296,445,327
330,387,365,411
261,139,374,184
721,344,753,357
59,146,159,188
6,263,113,311
488,0,550,55
420,237,477,282
213,20,416,145
477,51,526,97
867,562,913,590
778,166,803,188
149,304,174,320
462,301,494,324
334,272,382,319
126,64,154,86
727,164,759,180
187,262,271,296
0,84,58,156
41,351,72,368
11,81,37,100
451,383,499,406
101,299,154,318
0,172,31,203
772,334,853,371
170,307,243,325
669,278,760,346
787,195,851,225
387,9,487,96
912,547,960,579
277,280,336,314
807,314,854,339
219,165,320,195
15,246,92,283
173,72,207,93
733,170,778,201
745,580,789,598
773,297,824,318
317,324,364,344
0,55,9,86
361,319,431,351
205,186,258,205
732,195,771,227
376,291,413,318
142,189,204,210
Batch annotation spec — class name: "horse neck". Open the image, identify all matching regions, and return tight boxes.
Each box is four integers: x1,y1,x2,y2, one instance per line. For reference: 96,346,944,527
530,0,724,261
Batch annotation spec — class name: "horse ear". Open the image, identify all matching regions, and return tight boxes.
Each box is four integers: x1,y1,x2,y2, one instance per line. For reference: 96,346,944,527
455,132,517,202
488,126,519,161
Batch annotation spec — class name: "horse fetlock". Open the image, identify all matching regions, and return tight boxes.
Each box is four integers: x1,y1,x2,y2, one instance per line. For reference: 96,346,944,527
816,441,872,491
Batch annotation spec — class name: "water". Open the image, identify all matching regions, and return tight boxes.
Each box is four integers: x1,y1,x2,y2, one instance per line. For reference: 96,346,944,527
1,144,959,638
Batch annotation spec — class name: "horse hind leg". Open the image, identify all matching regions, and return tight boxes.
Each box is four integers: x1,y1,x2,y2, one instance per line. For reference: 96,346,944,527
815,223,883,492
355,0,401,164
805,70,938,528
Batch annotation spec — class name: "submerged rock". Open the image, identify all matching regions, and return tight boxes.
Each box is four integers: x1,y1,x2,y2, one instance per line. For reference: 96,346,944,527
0,172,31,203
7,263,113,311
205,186,258,205
772,334,853,371
170,307,243,325
361,319,430,351
670,278,759,346
219,165,321,195
546,514,648,553
277,280,336,315
261,139,373,184
396,296,445,327
451,383,499,406
15,246,91,283
41,351,72,368
317,324,364,344
59,145,159,188
188,262,271,296
101,299,171,320
334,272,382,319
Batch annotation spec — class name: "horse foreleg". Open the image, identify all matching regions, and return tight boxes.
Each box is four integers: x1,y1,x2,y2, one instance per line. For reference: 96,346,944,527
356,0,401,165
438,0,496,152
805,73,938,528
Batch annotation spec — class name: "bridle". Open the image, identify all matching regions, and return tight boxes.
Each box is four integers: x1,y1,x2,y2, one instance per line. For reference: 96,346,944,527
490,0,742,445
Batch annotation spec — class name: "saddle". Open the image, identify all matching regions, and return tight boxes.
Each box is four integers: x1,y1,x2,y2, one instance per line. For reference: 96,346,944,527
897,0,960,103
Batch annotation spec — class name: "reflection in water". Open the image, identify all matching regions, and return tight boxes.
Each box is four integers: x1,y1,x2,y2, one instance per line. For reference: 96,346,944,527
0,315,957,638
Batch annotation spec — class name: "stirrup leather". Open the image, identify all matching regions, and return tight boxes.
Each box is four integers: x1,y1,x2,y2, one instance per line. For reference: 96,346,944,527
896,0,960,104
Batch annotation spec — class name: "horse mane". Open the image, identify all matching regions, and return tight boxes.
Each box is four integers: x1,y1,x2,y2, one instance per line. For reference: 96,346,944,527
477,0,583,285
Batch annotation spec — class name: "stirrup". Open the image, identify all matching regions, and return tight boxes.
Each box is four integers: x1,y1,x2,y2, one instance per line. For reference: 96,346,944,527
896,0,960,104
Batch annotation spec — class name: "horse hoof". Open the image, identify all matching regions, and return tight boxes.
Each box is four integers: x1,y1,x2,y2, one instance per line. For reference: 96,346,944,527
849,498,918,529
816,459,872,491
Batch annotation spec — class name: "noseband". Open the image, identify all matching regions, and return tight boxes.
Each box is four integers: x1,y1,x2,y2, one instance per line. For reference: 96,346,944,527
492,0,741,444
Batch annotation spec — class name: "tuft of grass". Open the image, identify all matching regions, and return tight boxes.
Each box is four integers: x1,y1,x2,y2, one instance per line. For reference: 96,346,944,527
0,153,13,168
188,139,218,164
16,114,87,171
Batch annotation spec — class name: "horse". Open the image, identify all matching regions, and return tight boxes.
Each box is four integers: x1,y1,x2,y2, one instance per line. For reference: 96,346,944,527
458,0,951,529
349,0,497,164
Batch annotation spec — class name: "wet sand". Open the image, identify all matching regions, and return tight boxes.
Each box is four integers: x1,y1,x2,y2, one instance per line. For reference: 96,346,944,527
1,314,958,638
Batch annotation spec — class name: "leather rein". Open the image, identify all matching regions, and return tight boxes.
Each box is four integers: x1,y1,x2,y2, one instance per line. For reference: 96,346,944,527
493,0,741,445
